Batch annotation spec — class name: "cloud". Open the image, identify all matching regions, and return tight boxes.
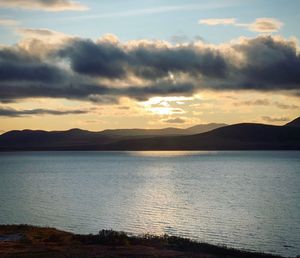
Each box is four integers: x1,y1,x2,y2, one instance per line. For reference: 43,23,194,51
0,107,88,117
262,116,290,123
118,106,130,110
234,99,270,106
0,0,87,11
273,101,300,110
58,37,228,80
0,47,66,83
58,38,127,78
18,28,72,44
199,17,283,33
163,117,186,124
0,19,19,27
248,18,283,33
0,34,300,104
66,2,236,20
199,18,236,26
234,99,299,109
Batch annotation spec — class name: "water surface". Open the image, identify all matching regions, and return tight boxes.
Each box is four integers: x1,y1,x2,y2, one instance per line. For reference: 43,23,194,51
0,151,299,256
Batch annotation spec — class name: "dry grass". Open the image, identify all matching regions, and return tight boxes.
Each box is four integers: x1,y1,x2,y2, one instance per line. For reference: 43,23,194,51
0,225,283,258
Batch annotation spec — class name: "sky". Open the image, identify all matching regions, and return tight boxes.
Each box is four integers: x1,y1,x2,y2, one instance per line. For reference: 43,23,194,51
0,0,300,132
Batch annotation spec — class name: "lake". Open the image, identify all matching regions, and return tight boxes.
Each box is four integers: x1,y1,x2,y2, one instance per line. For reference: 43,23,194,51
0,151,299,257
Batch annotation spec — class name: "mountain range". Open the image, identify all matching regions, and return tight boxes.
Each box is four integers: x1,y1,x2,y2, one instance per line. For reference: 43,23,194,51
0,118,299,151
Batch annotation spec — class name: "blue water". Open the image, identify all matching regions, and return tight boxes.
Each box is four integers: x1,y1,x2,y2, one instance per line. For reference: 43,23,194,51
0,151,299,257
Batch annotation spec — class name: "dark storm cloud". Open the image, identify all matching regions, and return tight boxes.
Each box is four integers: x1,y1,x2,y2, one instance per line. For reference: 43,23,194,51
0,80,195,103
130,43,228,79
231,36,300,90
0,82,111,103
0,42,196,102
0,107,88,117
120,82,196,101
57,35,300,90
0,35,300,103
0,47,65,83
0,46,115,102
58,39,127,78
58,38,227,79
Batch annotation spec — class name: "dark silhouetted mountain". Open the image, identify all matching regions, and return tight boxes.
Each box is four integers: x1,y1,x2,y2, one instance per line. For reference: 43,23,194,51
100,123,226,137
0,119,299,151
0,123,226,151
100,127,184,137
285,116,300,127
185,123,228,134
0,128,113,150
104,123,300,150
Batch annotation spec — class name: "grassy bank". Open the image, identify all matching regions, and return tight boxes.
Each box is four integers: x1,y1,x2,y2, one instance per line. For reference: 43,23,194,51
0,225,283,258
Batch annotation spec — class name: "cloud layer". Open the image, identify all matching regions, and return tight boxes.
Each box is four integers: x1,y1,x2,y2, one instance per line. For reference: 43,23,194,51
0,107,88,117
0,19,19,27
199,18,283,33
248,18,283,33
0,33,299,104
199,18,236,26
234,99,300,110
0,0,87,11
163,117,186,124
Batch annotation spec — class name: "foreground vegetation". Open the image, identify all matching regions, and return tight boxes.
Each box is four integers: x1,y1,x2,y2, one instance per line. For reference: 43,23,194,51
0,225,283,258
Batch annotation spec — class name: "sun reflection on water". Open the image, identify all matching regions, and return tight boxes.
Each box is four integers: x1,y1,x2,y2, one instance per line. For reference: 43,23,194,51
126,150,219,157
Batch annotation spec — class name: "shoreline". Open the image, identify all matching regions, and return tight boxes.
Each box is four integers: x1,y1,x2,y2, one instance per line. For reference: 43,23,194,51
0,225,284,258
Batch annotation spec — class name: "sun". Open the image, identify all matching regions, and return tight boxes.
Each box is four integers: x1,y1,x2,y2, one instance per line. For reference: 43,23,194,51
140,96,193,115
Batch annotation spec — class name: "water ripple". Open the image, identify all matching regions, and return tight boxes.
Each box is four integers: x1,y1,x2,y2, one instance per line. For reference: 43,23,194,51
0,151,299,257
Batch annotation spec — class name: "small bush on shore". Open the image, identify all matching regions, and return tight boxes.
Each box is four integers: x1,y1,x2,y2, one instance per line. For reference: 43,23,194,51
73,230,280,258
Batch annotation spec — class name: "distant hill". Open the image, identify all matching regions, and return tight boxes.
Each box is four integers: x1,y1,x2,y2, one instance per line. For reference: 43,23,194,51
0,123,226,151
185,123,228,134
100,123,226,137
104,123,300,150
100,127,184,137
0,118,299,151
285,117,300,127
0,128,113,150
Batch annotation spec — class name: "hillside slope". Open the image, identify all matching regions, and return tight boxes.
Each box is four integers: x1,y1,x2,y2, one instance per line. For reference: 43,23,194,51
104,123,300,150
0,119,299,151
